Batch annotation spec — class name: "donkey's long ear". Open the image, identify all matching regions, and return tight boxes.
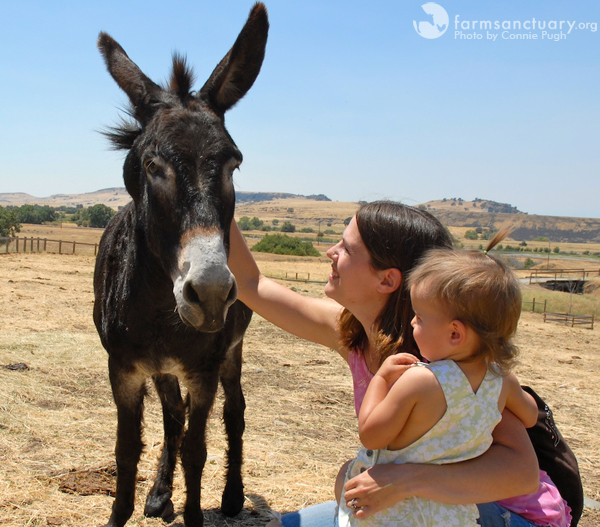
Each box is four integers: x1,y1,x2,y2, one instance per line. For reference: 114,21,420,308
97,32,163,123
199,2,268,114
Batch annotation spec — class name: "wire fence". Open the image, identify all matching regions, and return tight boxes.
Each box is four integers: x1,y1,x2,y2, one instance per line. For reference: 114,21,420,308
0,236,99,256
2,236,595,329
543,312,595,330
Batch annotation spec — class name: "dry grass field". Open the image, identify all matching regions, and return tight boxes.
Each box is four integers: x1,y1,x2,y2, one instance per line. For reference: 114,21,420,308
1,249,599,527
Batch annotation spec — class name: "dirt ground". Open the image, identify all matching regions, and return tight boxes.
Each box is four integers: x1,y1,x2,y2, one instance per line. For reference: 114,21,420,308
0,253,598,527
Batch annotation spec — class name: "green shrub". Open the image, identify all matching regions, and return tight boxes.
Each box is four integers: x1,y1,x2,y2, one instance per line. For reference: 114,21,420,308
251,234,320,257
523,258,535,270
238,216,264,230
280,221,296,233
0,206,21,237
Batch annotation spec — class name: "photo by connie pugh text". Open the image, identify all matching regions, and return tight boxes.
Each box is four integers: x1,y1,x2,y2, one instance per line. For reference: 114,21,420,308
453,16,597,41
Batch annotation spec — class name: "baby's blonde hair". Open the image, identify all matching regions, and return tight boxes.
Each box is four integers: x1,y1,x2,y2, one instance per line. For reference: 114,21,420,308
407,229,521,374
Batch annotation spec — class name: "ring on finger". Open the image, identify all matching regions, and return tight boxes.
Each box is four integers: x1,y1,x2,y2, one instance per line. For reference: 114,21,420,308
350,499,360,511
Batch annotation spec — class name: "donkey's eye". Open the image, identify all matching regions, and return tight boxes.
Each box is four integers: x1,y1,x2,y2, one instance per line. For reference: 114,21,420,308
144,159,159,175
144,158,166,179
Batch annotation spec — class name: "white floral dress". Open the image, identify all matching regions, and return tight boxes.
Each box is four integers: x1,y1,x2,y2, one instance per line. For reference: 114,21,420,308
338,359,503,527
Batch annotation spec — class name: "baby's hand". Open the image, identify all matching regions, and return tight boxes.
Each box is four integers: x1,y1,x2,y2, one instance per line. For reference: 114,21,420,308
376,353,419,386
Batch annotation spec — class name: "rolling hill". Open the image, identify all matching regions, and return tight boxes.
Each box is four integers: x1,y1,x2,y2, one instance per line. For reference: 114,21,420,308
1,191,598,243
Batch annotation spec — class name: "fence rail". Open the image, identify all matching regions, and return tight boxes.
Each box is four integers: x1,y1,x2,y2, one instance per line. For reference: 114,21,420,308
543,311,595,329
522,298,547,314
529,268,600,283
264,272,327,284
0,236,99,256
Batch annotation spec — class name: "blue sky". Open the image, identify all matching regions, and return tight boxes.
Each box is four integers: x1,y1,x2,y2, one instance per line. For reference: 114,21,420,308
1,0,598,218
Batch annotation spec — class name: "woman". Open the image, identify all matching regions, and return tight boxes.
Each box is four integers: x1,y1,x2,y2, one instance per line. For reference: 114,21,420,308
229,201,541,526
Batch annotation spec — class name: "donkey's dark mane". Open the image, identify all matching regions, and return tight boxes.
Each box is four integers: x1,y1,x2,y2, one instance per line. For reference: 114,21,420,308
170,53,196,102
102,54,197,151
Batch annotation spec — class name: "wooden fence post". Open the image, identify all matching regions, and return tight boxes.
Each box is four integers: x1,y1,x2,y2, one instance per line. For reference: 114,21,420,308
73,241,76,254
44,238,47,252
59,240,62,254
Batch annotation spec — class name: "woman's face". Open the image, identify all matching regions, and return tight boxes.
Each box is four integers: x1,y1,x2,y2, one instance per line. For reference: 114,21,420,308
325,217,383,311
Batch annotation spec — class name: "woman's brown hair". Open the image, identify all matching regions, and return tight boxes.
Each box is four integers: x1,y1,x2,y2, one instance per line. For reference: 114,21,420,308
337,201,453,365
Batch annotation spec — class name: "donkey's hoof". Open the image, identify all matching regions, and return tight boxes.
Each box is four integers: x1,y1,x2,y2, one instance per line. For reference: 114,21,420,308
144,492,174,519
184,506,204,527
221,485,245,517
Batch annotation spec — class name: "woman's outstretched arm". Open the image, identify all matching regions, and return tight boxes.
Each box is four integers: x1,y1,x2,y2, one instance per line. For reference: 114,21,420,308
343,410,539,519
229,220,344,354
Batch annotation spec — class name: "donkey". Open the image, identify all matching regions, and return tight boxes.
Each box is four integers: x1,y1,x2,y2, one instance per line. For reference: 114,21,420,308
93,4,268,527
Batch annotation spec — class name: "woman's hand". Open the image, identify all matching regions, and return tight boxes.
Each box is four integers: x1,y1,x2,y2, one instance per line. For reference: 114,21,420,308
346,410,538,518
343,463,415,519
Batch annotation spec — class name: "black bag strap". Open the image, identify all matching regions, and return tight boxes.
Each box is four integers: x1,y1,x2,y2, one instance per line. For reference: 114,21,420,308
522,386,584,526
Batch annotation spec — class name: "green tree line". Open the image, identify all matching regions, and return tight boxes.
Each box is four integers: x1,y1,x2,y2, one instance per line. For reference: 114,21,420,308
0,204,116,235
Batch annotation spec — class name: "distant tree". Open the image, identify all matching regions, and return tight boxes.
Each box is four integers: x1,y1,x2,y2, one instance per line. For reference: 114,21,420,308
251,234,319,256
519,241,528,247
16,204,56,224
249,216,263,230
238,216,250,230
464,229,479,240
272,219,279,225
553,246,560,254
280,221,296,233
523,258,535,270
0,206,21,237
87,204,116,228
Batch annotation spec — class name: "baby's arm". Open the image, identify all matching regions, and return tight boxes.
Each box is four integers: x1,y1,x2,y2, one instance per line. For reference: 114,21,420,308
502,373,538,428
358,359,437,450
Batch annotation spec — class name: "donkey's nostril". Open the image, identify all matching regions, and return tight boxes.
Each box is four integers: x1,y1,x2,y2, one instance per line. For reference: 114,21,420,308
226,281,238,307
183,281,201,306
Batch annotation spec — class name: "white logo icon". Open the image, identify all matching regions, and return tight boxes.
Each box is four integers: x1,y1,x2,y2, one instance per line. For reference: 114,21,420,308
413,2,449,39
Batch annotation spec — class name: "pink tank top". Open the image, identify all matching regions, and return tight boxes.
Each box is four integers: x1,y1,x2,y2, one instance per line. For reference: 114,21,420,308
497,470,572,527
347,349,374,417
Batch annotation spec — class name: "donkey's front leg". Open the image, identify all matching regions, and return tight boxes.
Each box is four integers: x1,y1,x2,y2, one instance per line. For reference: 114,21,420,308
219,341,246,517
144,374,185,520
104,362,146,527
180,372,220,527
